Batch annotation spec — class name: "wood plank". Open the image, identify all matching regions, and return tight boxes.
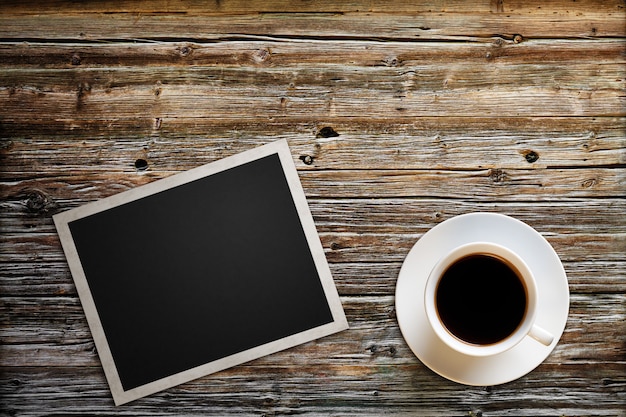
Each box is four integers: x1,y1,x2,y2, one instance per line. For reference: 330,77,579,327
1,126,624,172
1,39,624,67
0,362,624,416
4,198,625,235
2,259,625,298
0,11,623,41
5,63,619,93
1,294,624,367
0,227,623,264
2,199,625,295
1,117,624,174
1,167,624,205
1,0,624,15
1,250,624,296
1,64,622,119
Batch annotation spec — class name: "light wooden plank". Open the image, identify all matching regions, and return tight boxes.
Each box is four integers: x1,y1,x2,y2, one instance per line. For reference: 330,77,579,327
1,167,624,205
1,64,623,118
1,126,624,172
4,198,625,235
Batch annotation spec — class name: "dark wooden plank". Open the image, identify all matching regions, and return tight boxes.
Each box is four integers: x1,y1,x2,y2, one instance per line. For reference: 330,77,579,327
1,259,625,300
1,362,624,416
1,0,624,15
1,39,624,67
1,294,624,366
0,11,623,41
1,294,624,415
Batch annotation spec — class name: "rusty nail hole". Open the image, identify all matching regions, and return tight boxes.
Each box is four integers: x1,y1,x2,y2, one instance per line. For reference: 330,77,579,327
179,46,191,56
134,159,148,171
513,34,523,43
524,150,539,163
299,155,314,165
317,126,339,138
71,54,81,65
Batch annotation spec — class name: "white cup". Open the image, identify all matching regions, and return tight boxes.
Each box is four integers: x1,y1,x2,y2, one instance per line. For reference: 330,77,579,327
424,242,554,357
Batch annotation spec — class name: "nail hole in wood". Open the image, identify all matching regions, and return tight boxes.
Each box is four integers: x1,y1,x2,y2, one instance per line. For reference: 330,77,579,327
134,159,148,171
299,155,314,165
524,150,539,163
317,126,339,138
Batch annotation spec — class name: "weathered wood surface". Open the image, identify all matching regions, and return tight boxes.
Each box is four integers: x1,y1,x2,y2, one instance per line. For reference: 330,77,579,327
1,0,625,415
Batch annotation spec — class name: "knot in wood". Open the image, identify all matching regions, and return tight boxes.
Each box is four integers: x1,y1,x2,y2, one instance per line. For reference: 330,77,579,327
10,378,23,387
178,45,192,57
581,178,597,188
252,48,271,63
24,189,57,215
0,139,13,150
70,53,81,66
383,56,400,67
513,34,523,44
330,241,346,251
489,169,507,183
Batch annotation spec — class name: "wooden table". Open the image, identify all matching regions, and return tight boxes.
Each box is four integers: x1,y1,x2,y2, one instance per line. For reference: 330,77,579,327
1,1,624,415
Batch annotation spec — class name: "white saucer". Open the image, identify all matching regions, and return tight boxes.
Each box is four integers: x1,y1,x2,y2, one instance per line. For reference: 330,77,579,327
395,213,569,386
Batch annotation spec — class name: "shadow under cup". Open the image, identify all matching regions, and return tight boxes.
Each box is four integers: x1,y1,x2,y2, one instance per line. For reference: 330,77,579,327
425,242,553,357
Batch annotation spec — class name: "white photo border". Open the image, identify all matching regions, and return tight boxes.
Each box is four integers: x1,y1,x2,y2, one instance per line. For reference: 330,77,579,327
53,139,349,405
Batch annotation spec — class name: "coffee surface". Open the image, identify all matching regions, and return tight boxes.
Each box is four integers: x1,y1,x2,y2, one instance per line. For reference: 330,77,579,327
435,254,527,345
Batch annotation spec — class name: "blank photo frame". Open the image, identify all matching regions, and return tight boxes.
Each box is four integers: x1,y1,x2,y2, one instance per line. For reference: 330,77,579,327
54,140,348,405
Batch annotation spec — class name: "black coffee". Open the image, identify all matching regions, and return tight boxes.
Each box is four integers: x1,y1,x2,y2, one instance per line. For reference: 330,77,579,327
435,254,527,345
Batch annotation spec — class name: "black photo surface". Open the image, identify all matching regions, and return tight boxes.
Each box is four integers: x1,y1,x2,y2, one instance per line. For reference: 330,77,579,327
54,140,348,405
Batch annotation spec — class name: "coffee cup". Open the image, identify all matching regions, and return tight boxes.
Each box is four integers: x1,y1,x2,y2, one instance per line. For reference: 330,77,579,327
424,241,554,357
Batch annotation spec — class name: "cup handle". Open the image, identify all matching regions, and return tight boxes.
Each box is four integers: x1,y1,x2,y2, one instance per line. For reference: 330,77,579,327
529,324,554,346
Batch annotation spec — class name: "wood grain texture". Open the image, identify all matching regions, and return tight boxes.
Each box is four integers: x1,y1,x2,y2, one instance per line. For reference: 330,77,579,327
0,0,625,415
